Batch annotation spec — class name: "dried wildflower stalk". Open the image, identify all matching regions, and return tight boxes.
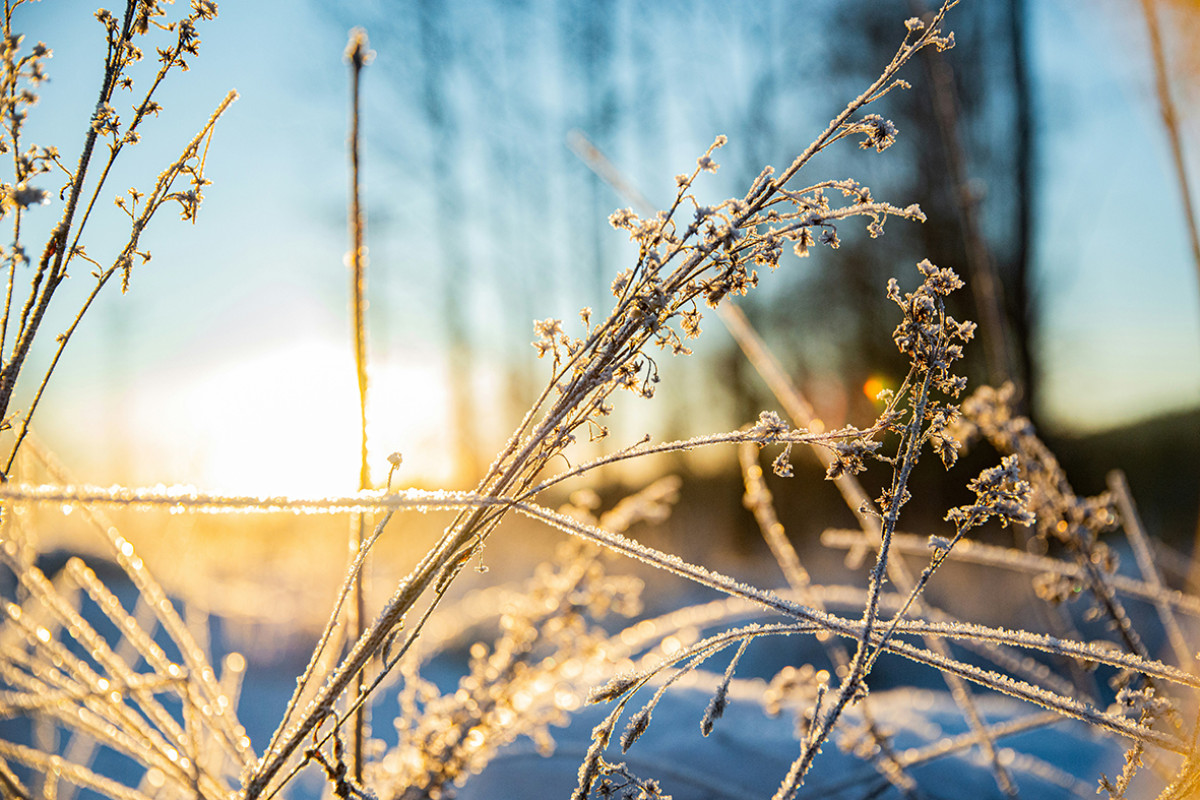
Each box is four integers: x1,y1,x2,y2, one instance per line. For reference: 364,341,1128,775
243,9,959,797
740,442,918,795
957,383,1198,794
567,31,1021,793
558,11,1195,794
0,0,232,475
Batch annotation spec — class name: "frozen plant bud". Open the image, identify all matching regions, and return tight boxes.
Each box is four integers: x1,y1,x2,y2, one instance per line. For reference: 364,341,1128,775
680,307,702,338
927,535,952,553
11,183,48,208
792,228,814,258
772,445,794,478
917,258,964,295
825,437,882,479
611,269,632,296
856,114,898,152
533,318,563,338
609,207,637,229
621,707,651,751
589,672,640,704
944,454,1034,532
751,410,788,442
192,0,218,19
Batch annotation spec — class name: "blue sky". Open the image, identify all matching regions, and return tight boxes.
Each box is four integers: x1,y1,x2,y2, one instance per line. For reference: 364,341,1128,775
1030,0,1200,432
8,0,1200,493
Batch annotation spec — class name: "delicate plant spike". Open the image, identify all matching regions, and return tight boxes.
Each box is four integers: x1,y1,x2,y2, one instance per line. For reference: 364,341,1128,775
700,637,749,736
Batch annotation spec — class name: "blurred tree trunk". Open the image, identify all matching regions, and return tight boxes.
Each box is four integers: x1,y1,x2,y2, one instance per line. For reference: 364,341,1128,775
564,0,617,304
417,0,482,483
791,1,1039,424
1009,0,1037,421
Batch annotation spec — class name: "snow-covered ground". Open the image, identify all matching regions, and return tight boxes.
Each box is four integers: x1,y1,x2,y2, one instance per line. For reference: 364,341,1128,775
457,675,1120,800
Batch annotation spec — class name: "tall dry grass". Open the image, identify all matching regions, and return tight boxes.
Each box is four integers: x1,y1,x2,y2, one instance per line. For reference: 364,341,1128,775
1,2,1199,799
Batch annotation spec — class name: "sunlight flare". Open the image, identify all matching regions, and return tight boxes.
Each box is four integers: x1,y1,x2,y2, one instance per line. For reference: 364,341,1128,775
128,338,454,494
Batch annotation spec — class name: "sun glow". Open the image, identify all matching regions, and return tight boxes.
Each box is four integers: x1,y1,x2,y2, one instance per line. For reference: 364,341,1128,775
125,338,454,495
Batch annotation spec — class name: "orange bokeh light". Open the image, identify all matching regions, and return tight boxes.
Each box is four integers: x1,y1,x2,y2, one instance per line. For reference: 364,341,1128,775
862,376,886,402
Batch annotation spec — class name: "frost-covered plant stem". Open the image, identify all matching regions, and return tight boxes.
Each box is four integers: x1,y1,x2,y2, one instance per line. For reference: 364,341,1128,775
0,1,229,474
345,26,372,786
246,424,846,796
248,6,966,796
4,89,234,477
742,2,957,220
539,500,1192,748
569,43,1013,793
785,369,937,796
1110,469,1192,668
740,442,919,794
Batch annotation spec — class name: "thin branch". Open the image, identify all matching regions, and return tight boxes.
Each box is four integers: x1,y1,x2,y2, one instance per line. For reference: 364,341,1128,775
821,527,1200,619
1108,470,1193,669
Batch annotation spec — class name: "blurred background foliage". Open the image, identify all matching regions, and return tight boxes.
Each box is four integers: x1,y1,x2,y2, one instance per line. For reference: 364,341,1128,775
307,0,1199,539
7,0,1199,555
